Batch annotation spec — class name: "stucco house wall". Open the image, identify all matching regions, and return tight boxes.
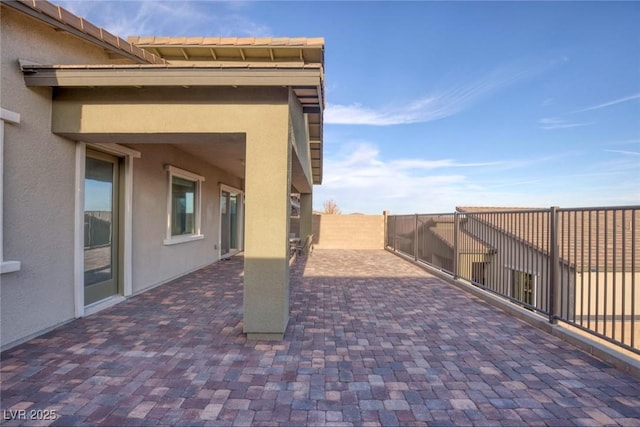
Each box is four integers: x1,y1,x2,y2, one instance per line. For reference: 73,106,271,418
128,143,242,293
0,6,245,348
0,6,137,347
462,216,557,313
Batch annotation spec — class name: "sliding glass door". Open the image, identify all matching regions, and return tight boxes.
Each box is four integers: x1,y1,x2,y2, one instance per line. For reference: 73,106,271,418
220,187,243,257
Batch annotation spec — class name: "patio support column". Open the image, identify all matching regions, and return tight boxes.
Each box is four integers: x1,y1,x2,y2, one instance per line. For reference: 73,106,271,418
299,193,313,252
243,121,292,340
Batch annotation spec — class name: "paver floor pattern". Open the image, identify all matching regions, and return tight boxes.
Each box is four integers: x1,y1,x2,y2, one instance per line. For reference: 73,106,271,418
1,249,639,426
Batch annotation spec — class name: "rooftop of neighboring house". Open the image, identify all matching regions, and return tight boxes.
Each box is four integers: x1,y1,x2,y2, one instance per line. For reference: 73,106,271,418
409,215,494,254
457,206,640,271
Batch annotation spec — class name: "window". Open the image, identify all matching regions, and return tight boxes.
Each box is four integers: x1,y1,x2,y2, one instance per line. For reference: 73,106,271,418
171,176,196,236
0,108,21,274
511,269,535,306
472,262,488,285
164,165,204,245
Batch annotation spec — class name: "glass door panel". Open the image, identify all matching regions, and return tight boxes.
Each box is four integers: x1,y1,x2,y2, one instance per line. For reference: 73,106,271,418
221,191,230,255
230,194,238,249
84,150,119,305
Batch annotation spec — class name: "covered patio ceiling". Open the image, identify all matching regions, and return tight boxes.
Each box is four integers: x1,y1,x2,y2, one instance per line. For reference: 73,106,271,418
73,132,247,180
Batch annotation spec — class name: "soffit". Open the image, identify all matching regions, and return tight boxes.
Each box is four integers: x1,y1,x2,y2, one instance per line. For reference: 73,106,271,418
129,36,324,66
61,133,247,179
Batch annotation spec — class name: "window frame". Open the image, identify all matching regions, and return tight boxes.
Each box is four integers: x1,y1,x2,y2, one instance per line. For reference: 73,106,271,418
511,268,536,307
164,165,205,245
0,108,21,274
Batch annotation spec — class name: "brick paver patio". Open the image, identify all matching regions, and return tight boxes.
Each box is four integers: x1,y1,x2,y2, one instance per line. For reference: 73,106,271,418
2,249,639,426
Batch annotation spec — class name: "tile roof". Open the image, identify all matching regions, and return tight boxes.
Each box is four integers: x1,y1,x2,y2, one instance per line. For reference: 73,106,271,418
457,207,640,272
128,36,325,47
6,0,166,65
128,36,325,69
429,225,494,254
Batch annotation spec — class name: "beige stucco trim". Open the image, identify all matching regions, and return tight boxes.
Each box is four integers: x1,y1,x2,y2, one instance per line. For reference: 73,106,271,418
0,108,21,124
0,108,21,274
89,142,141,159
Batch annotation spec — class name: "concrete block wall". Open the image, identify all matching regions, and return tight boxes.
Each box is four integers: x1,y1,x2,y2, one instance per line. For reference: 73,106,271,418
312,214,384,249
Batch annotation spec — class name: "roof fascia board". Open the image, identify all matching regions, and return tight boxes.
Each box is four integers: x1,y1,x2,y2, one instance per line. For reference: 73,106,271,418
22,67,323,89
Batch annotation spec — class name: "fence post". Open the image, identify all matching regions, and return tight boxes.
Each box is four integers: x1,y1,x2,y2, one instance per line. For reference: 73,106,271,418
414,214,418,261
549,206,560,324
383,210,389,249
453,211,460,279
393,216,397,252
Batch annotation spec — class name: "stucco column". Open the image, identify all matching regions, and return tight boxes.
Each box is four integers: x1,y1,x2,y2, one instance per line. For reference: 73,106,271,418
243,125,292,340
299,193,313,253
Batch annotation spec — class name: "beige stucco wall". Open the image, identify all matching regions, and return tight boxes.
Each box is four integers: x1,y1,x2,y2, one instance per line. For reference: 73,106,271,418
575,272,640,316
312,214,384,249
574,272,640,348
128,144,242,293
0,7,135,348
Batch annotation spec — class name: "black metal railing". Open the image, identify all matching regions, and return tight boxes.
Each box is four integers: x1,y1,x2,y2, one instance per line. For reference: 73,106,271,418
387,206,640,354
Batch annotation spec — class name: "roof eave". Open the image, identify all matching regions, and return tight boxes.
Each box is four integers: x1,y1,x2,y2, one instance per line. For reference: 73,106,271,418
20,64,323,88
20,63,325,185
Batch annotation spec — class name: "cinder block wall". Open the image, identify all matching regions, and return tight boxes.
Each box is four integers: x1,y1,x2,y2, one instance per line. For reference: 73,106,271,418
312,214,385,249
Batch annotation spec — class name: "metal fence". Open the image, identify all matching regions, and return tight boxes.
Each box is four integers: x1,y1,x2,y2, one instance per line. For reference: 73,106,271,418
386,206,640,355
84,211,112,249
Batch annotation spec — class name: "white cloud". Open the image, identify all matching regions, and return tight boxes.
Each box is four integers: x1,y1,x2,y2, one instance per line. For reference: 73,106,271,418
390,159,504,170
604,149,640,156
56,1,271,37
313,142,550,214
538,117,593,130
312,142,636,214
610,139,640,146
575,92,640,113
326,60,555,126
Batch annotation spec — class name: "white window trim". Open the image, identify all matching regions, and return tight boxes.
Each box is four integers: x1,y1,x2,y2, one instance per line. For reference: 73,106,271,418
0,108,21,274
164,165,205,245
74,142,140,317
219,184,244,257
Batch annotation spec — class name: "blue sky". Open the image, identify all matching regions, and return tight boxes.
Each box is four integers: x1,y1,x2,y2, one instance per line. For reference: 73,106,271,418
60,1,640,214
